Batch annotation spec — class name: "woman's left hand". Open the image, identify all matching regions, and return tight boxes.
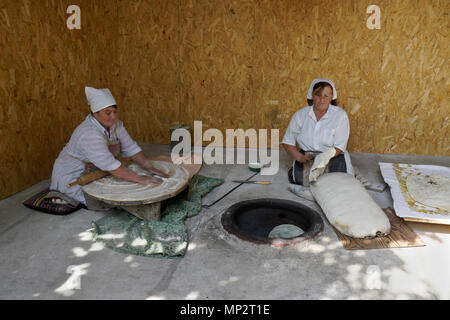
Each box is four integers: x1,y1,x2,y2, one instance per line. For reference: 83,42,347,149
131,151,170,178
144,165,169,178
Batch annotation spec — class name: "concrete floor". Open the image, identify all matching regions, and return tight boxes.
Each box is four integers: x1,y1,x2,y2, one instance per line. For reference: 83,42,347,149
1,144,449,300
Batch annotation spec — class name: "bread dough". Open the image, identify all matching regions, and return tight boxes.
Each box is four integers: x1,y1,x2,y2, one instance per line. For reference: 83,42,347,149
406,173,450,211
310,172,391,238
309,148,336,182
268,224,304,239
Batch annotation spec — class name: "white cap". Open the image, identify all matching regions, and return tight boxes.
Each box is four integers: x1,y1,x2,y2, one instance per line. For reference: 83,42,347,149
85,86,117,113
307,78,337,100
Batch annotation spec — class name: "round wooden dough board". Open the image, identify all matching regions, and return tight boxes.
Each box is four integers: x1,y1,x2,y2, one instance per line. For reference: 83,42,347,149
81,161,190,205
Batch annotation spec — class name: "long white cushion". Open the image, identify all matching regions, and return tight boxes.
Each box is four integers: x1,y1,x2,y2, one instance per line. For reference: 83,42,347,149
310,172,391,238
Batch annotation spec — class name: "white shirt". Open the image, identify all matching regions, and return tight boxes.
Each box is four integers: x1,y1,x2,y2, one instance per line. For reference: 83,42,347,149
50,114,142,204
282,104,353,174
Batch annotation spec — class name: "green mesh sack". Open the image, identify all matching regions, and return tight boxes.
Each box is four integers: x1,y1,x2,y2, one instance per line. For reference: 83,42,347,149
91,175,224,258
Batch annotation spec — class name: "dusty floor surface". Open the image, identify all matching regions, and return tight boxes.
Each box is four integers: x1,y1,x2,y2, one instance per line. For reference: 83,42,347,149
1,144,449,300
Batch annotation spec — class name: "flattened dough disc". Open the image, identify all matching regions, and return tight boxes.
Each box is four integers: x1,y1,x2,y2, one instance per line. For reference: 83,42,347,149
406,173,450,211
82,161,190,205
268,224,304,239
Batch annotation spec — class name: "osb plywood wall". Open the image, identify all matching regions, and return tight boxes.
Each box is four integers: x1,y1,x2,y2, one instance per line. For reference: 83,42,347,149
115,0,180,144
0,0,119,198
1,0,448,199
179,0,449,154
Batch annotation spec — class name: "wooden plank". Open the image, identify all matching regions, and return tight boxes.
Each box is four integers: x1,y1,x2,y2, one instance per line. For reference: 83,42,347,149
335,207,425,250
402,217,450,226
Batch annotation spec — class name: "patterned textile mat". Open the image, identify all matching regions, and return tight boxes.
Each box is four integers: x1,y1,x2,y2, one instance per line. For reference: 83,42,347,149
23,188,85,215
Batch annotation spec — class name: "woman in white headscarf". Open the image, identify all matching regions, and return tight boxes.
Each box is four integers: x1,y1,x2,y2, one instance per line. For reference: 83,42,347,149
282,78,353,189
49,86,168,206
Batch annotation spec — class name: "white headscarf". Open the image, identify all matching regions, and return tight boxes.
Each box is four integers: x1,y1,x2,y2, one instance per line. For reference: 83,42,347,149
307,78,337,100
85,86,117,113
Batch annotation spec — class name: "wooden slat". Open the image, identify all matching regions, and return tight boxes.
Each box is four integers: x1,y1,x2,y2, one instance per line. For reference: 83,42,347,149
402,217,450,226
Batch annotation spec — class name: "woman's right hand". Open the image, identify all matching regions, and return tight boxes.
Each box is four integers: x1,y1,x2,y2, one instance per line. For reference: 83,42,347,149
137,175,163,185
283,144,313,164
298,153,313,163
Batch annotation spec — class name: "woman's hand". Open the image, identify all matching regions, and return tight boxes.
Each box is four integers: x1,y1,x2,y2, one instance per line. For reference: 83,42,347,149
131,151,170,178
143,164,169,178
300,153,314,163
283,144,313,163
110,165,163,185
137,175,163,185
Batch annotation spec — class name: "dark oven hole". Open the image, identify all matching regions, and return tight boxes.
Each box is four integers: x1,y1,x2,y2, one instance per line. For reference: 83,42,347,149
221,198,324,247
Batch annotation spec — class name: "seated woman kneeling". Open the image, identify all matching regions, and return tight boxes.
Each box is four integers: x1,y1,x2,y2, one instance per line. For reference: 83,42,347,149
49,86,168,208
282,78,353,188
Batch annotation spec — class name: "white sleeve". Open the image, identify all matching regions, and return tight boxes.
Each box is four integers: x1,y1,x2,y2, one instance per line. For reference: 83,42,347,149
117,122,142,157
80,131,122,171
282,112,301,146
333,112,350,152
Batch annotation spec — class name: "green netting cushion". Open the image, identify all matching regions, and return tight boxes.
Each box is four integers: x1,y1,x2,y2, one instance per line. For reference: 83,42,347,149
91,175,224,258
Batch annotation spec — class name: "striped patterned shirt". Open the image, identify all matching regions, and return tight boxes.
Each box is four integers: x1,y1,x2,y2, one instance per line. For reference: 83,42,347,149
50,114,142,204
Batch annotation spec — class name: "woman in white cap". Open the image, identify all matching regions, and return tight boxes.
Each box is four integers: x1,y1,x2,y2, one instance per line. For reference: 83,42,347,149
49,86,168,207
282,78,353,190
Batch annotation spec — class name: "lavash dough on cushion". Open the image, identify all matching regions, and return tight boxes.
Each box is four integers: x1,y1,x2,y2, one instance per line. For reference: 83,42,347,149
406,173,450,211
309,147,336,182
310,172,391,238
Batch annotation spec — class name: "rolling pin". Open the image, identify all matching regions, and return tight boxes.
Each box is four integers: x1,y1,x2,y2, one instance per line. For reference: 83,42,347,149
67,158,132,187
232,180,271,185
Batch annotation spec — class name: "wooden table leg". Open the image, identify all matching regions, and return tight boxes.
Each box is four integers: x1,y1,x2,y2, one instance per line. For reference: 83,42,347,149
119,202,161,221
